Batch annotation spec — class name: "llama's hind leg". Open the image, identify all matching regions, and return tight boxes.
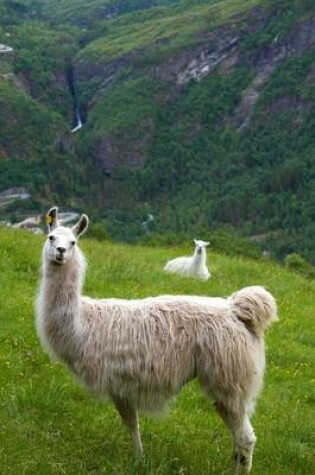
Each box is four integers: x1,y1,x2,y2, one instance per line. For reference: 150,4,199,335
113,397,143,456
232,415,256,474
215,399,256,473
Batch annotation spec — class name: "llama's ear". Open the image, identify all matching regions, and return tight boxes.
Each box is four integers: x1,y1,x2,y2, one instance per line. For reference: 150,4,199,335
46,207,59,232
205,241,210,247
194,239,197,245
72,214,89,237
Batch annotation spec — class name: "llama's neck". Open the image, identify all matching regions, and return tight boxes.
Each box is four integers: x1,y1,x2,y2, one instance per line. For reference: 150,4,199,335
37,248,86,362
192,248,207,267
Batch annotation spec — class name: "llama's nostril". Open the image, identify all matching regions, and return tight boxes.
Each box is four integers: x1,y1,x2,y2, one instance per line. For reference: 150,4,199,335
57,247,66,254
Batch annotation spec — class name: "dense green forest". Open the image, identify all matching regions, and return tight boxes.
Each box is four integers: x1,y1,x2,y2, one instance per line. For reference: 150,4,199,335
0,0,314,263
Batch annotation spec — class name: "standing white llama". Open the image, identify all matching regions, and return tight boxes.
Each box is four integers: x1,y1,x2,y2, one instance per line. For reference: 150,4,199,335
164,239,211,280
36,207,278,473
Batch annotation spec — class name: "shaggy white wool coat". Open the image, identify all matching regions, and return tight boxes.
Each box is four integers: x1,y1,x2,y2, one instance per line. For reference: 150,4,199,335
164,239,210,281
36,209,277,473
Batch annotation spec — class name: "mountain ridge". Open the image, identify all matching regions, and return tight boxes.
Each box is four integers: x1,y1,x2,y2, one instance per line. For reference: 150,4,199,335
0,0,314,263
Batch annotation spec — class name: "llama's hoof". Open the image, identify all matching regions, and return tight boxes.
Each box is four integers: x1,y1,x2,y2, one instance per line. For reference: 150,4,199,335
233,453,252,473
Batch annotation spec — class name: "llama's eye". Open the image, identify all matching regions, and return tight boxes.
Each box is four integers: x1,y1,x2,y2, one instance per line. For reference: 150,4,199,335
71,241,76,246
48,235,55,242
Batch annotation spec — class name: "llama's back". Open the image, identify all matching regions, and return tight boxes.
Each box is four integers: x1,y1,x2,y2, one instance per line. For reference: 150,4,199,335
80,295,202,408
164,256,210,280
164,256,192,275
77,294,263,411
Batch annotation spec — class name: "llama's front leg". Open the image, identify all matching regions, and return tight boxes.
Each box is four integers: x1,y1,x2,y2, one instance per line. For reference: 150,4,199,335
112,397,143,456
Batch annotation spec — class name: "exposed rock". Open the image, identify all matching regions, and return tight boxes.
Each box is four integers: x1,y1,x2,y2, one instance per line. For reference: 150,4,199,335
230,15,315,131
73,6,315,170
176,37,240,85
0,44,13,53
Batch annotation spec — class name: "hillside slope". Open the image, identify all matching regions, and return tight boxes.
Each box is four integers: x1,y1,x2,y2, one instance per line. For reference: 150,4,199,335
0,226,314,474
0,0,314,263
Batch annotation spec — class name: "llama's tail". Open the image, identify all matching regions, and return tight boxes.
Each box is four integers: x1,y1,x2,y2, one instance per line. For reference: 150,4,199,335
228,286,278,336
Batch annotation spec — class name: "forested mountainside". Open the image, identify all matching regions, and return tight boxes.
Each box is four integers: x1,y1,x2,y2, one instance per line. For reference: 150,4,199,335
0,0,314,263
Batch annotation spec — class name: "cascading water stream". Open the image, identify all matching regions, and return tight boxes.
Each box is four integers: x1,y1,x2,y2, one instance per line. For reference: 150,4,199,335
67,65,83,133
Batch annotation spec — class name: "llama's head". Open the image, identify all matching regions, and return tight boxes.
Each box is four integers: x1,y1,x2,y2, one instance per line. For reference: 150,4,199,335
194,239,209,255
44,207,89,265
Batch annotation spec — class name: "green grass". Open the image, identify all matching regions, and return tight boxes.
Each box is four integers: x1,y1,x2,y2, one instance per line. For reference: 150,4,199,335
0,227,314,474
77,0,262,61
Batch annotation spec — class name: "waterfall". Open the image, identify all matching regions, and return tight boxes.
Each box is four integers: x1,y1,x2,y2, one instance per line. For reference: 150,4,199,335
67,65,83,133
71,107,83,133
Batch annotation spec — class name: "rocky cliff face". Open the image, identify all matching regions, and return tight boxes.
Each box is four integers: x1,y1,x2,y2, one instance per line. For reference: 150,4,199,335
72,4,315,172
230,14,315,130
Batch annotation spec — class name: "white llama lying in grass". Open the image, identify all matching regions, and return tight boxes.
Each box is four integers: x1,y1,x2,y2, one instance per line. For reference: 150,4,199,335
164,239,211,281
36,207,278,473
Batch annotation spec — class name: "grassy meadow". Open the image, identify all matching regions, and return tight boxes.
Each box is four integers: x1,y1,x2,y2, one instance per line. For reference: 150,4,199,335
0,227,314,474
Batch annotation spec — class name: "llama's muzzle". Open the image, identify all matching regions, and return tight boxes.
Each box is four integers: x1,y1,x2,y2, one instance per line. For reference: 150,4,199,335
55,247,66,261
